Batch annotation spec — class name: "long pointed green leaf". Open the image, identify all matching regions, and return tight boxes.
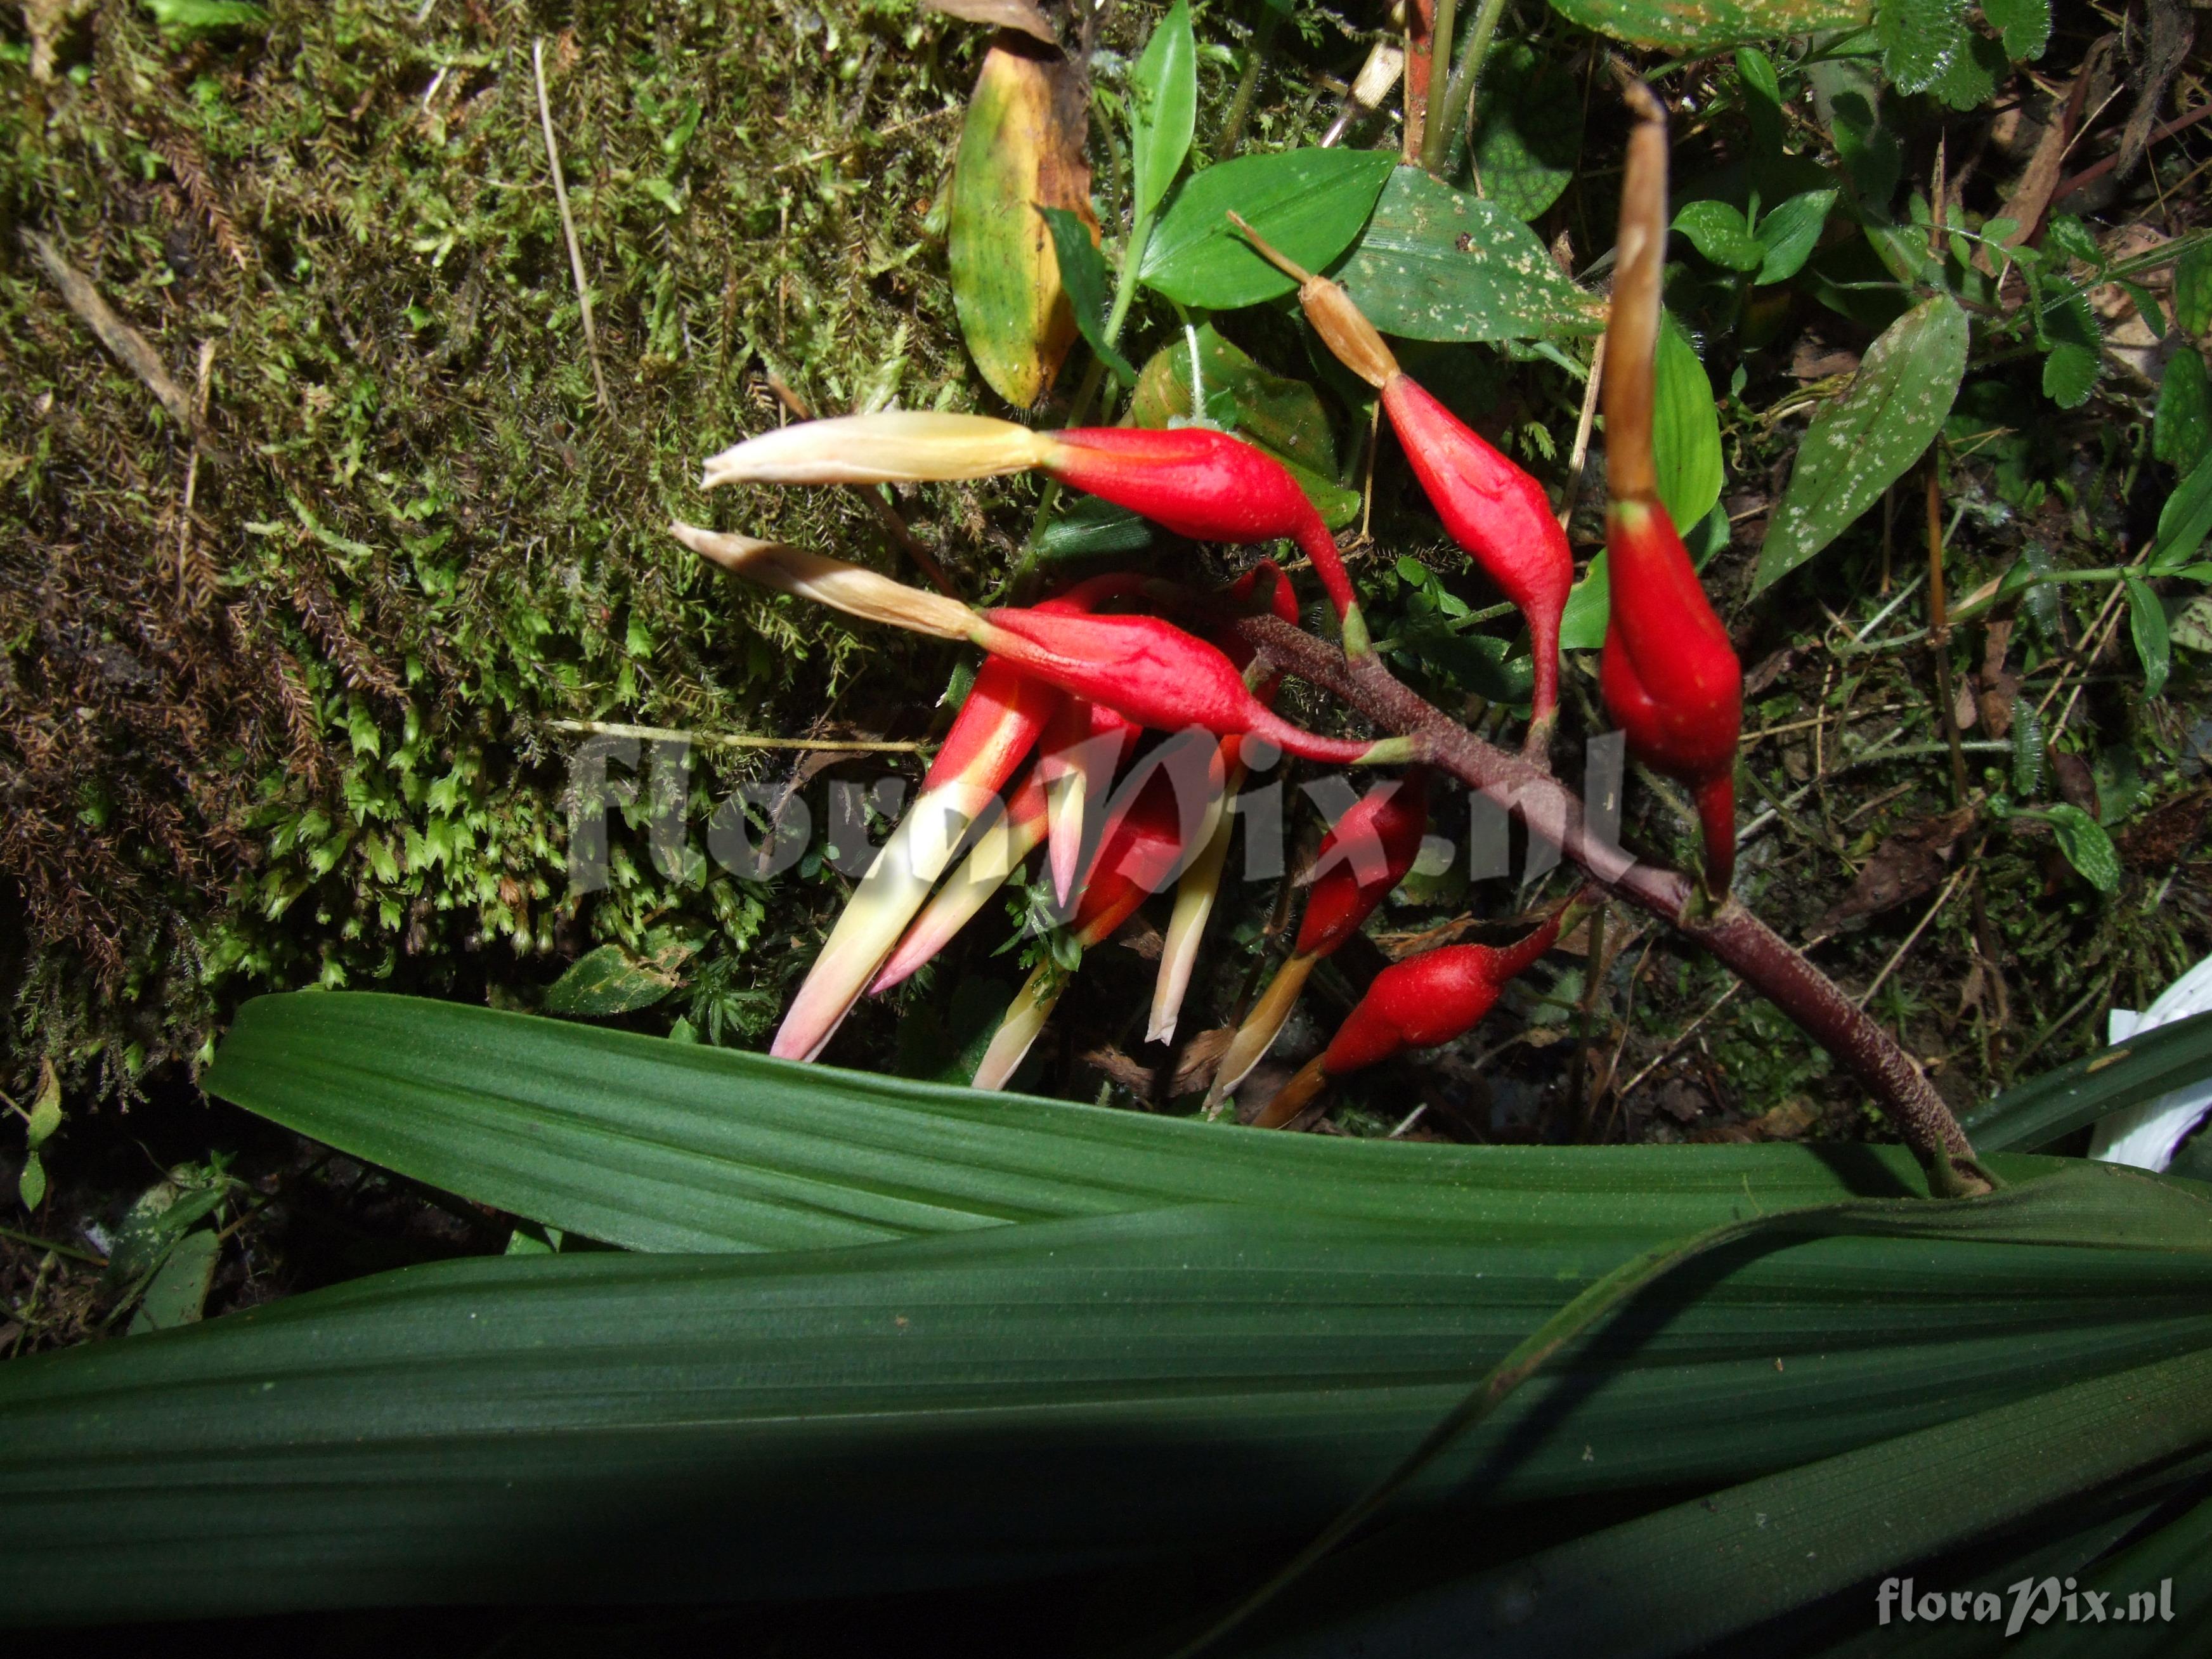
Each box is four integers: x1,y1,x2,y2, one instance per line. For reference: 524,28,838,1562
5,1174,2210,1624
1250,1344,2212,1657
1960,1008,2212,1152
204,992,2089,1254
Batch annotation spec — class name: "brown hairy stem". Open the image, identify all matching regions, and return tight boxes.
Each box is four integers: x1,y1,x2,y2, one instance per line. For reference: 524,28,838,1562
1226,611,1994,1196
1605,81,1667,503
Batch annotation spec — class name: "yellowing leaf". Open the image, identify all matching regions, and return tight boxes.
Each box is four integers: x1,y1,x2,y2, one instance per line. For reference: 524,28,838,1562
947,45,1095,407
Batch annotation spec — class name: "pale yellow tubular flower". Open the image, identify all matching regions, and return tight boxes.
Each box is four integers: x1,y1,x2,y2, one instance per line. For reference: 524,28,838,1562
698,412,1054,489
1146,763,1239,1046
671,522,977,641
968,960,1067,1093
1201,953,1318,1112
768,779,999,1062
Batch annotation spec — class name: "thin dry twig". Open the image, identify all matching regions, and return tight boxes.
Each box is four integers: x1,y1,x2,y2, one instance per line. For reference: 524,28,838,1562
532,39,613,413
25,231,226,460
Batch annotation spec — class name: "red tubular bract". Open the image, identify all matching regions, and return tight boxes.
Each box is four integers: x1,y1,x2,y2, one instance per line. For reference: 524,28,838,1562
1044,427,1359,627
1294,767,1431,959
1068,770,1189,948
1215,559,1303,706
924,657,1060,796
1601,496,1742,891
1320,913,1564,1076
1381,375,1570,725
975,608,1384,765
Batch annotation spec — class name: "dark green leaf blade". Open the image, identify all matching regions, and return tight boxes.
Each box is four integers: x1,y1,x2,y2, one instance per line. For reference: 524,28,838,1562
1469,46,1581,223
2128,574,2172,699
2156,346,2210,472
205,993,2045,1253
1140,148,1394,310
2047,802,2121,894
1963,1008,2212,1152
4,1168,2210,1623
1039,206,1136,386
1259,1343,2212,1657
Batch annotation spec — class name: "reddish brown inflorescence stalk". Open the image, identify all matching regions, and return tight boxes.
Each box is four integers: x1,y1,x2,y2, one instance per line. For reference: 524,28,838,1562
1254,902,1568,1128
1600,84,1743,898
1228,214,1571,747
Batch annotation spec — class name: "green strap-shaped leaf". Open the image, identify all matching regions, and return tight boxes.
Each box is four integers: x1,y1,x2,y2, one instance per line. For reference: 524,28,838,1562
1139,148,1395,310
1259,1343,2212,1657
2156,346,2211,472
3,1169,2209,1623
1544,0,1870,52
1755,294,1968,592
1334,166,1603,343
1128,0,1196,223
206,993,2070,1254
1962,1007,2212,1152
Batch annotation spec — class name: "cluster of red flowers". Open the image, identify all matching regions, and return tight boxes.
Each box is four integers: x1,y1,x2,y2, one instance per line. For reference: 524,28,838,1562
669,101,1740,1121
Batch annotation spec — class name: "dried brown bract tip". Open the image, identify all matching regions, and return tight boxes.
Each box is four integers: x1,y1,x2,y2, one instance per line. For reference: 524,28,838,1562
1604,79,1669,504
1226,211,1400,389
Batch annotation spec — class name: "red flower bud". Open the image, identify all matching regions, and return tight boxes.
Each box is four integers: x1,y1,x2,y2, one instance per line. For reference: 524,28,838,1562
1214,558,1301,707
1380,376,1570,732
1601,496,1741,893
1042,427,1367,647
1296,767,1431,959
974,607,1409,768
1254,913,1562,1128
1597,85,1742,897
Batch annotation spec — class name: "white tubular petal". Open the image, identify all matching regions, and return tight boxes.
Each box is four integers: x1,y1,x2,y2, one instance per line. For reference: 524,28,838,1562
769,781,999,1062
673,523,977,641
1148,772,1237,1046
968,961,1066,1092
698,412,1053,488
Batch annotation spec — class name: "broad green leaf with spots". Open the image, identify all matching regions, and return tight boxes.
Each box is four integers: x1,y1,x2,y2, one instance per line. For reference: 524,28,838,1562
1139,148,1394,309
1544,0,1869,51
1753,189,1838,284
2045,804,2120,894
1674,200,1765,272
544,941,693,1017
1755,295,1968,592
1336,167,1602,343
